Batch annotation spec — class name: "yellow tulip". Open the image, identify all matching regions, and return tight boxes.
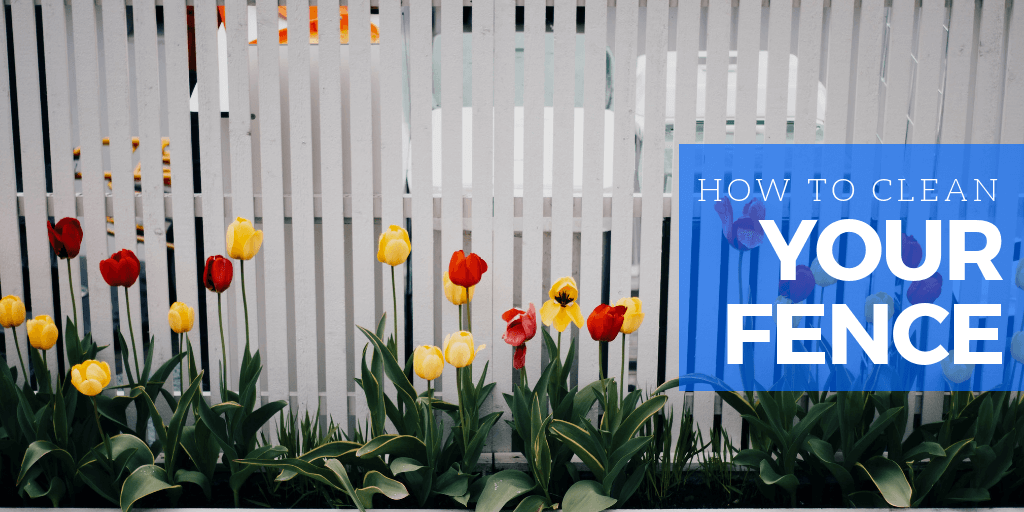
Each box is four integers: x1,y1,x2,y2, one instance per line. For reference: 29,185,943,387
226,217,264,260
810,258,837,287
940,355,974,384
539,277,584,333
377,225,411,266
414,345,444,381
71,360,111,396
443,272,474,306
0,295,26,328
616,297,644,334
27,315,58,350
444,331,485,369
168,302,195,334
864,292,895,324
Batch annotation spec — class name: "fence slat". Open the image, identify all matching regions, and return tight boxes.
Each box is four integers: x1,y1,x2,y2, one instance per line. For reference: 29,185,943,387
439,0,463,402
910,0,945,145
41,0,81,355
409,0,435,398
225,0,261,392
471,0,495,446
522,0,545,379
970,0,1007,144
764,0,792,143
794,0,822,144
256,0,289,407
733,0,761,145
100,0,142,389
163,0,201,394
132,0,173,396
321,0,349,423
940,0,975,145
606,0,637,386
11,0,58,386
880,0,914,144
551,0,574,363
823,0,854,144
70,0,116,389
636,0,667,394
286,0,318,413
196,0,229,403
491,0,516,453
703,0,729,144
851,0,885,143
1003,0,1024,143
0,0,28,386
378,0,406,395
578,0,608,400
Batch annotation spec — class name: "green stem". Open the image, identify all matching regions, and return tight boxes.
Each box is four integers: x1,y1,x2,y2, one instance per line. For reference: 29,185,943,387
1020,312,1023,333
392,266,399,357
179,333,187,392
458,305,463,332
737,251,744,305
599,341,605,381
620,332,626,399
66,258,78,331
557,331,562,359
218,293,227,393
465,287,472,332
520,365,528,389
92,397,112,461
241,260,251,353
457,367,470,458
426,380,435,465
10,329,29,385
124,287,140,381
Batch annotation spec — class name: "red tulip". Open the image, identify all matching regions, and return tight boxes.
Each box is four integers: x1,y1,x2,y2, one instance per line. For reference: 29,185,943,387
100,249,140,288
902,233,922,268
513,345,527,370
713,197,766,251
779,264,815,303
204,255,233,293
908,273,943,305
448,250,488,288
48,217,83,259
502,304,537,347
587,304,627,342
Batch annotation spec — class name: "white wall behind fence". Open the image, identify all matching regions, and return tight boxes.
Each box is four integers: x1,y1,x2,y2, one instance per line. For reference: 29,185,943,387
2,0,1023,454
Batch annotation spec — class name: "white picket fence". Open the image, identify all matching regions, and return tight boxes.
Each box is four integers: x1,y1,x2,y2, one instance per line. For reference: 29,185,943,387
1,0,1023,455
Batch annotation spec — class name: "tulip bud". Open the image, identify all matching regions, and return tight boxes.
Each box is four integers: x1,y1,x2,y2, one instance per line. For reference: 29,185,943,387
0,295,26,328
443,272,474,306
907,273,943,305
901,233,923,268
204,255,234,293
810,258,836,287
27,315,58,350
941,356,974,384
168,302,195,334
864,292,895,324
377,225,411,266
226,217,264,260
71,360,111,396
444,331,485,368
779,265,815,303
100,249,141,288
448,250,488,288
513,345,527,370
413,345,444,381
48,217,84,259
616,297,645,334
587,304,627,342
1012,331,1024,365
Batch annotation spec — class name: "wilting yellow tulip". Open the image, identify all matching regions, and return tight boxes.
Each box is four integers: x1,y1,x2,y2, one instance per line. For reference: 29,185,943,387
414,345,444,381
0,295,26,328
616,297,644,334
377,225,411,266
226,217,264,260
71,360,111,396
168,302,195,334
443,272,474,306
864,292,895,324
27,315,58,350
444,331,485,369
540,277,584,333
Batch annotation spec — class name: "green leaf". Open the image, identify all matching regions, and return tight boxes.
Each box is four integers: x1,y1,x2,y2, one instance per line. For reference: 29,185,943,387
229,445,287,493
758,459,798,495
848,490,892,508
731,449,771,469
356,434,426,461
901,441,945,462
611,395,668,448
513,495,550,512
174,469,212,501
856,456,911,507
390,457,424,475
323,459,363,511
18,441,75,485
848,406,902,463
912,438,973,506
561,480,617,512
357,324,420,428
53,383,68,447
435,465,470,497
355,470,409,508
943,488,990,503
806,439,854,495
548,420,607,481
120,465,181,512
475,470,536,512
241,400,287,443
